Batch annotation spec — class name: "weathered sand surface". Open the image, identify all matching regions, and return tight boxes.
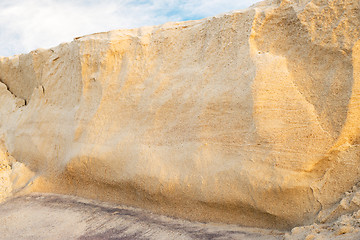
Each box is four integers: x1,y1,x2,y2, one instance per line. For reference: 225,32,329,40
2,192,360,239
1,0,360,236
0,193,283,240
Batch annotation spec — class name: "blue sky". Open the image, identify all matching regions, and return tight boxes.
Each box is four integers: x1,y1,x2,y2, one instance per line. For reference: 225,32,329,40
0,0,261,57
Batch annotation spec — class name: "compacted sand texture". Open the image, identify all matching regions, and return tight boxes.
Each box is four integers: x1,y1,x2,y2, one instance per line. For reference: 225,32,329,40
1,0,360,239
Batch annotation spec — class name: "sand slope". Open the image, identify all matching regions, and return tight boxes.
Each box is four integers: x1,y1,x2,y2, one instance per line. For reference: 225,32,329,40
0,193,283,240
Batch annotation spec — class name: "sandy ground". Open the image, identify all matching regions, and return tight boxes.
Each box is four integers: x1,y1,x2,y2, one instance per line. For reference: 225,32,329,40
0,193,284,240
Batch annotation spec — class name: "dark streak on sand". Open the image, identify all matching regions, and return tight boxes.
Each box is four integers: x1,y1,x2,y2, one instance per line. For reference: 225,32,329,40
0,193,284,240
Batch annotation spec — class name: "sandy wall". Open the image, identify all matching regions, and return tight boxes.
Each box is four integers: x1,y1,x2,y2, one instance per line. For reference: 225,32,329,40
1,0,360,230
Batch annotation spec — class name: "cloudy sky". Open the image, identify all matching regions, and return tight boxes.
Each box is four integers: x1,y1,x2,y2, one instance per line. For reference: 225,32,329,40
0,0,261,57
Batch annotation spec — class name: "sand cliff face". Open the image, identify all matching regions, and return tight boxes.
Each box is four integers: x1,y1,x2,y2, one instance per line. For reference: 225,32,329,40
0,0,360,230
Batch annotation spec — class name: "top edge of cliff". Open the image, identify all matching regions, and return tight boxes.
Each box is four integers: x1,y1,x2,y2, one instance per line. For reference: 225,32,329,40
0,0,315,59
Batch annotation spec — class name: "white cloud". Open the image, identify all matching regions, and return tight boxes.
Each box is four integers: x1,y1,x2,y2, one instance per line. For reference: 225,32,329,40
0,0,261,56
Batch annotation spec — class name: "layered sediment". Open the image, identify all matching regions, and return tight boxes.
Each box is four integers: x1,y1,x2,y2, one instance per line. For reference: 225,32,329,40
1,0,360,231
